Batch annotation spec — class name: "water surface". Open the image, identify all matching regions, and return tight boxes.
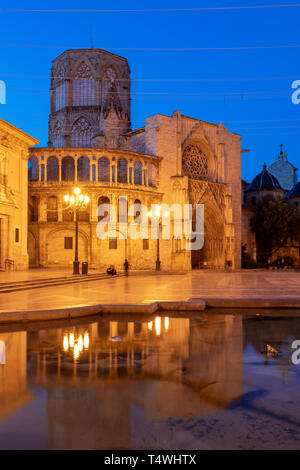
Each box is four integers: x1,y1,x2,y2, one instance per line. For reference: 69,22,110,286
0,312,300,450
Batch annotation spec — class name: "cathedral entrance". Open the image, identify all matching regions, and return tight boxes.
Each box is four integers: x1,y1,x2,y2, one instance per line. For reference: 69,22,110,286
191,194,225,270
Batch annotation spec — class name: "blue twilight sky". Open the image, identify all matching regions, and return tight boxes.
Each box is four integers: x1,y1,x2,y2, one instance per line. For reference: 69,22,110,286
0,0,300,182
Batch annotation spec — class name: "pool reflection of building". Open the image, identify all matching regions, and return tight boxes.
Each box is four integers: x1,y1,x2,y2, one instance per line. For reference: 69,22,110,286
0,332,33,421
25,315,243,449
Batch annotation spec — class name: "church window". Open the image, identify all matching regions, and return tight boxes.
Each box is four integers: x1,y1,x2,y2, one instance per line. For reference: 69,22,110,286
98,196,110,222
98,157,110,182
55,83,66,111
117,158,128,183
47,156,59,181
61,157,75,181
77,156,90,181
73,62,96,106
28,156,39,181
134,161,142,185
182,145,208,180
71,118,92,147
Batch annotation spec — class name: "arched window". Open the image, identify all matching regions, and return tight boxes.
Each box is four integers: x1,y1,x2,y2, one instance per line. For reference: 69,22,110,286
28,157,39,181
148,163,157,188
134,161,142,185
52,121,63,147
118,196,127,224
61,157,75,181
182,145,208,180
47,196,58,222
117,158,128,183
98,157,110,182
55,82,66,111
133,198,142,223
98,196,110,222
73,62,96,106
77,156,90,181
47,156,59,181
71,118,92,148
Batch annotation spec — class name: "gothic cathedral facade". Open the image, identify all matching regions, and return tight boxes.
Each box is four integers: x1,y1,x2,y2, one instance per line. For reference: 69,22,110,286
28,48,242,271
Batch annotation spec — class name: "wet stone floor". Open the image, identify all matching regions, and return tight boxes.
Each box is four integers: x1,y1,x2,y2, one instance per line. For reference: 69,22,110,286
0,312,300,450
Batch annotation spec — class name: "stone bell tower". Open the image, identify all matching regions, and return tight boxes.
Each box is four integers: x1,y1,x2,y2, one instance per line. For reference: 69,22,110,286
48,48,131,149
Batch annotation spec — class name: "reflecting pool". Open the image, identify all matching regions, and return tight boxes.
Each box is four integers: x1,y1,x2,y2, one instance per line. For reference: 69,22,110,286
0,312,300,449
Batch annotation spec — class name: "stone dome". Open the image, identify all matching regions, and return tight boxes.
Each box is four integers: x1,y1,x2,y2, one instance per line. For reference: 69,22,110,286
246,163,283,192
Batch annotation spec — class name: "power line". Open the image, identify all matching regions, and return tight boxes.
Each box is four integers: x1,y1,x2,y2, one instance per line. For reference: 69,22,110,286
1,4,300,12
4,87,293,96
1,43,300,51
0,73,297,82
3,110,300,125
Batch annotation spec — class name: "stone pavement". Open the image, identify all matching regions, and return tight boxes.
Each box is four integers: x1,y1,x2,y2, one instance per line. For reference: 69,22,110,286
0,270,300,316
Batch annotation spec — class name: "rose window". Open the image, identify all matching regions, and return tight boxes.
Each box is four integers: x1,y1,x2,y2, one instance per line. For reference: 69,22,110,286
182,145,208,180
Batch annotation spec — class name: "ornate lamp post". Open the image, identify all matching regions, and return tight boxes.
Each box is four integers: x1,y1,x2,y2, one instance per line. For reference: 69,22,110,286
64,188,90,275
148,205,169,271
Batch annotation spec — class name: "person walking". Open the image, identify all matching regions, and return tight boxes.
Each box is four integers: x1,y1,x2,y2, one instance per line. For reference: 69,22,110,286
124,259,129,276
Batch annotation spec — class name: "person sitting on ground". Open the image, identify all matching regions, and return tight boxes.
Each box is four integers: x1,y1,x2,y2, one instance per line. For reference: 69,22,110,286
107,265,117,276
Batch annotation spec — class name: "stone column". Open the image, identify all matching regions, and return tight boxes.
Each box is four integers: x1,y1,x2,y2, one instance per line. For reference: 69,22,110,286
74,157,78,182
90,194,98,223
44,158,47,182
144,167,148,186
57,198,63,222
38,158,41,181
58,158,62,183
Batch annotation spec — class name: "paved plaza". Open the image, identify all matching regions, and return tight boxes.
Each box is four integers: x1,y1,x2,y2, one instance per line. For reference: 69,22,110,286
0,269,299,314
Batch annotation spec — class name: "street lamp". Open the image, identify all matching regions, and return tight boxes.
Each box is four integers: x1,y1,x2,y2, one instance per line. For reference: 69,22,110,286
64,187,90,275
148,205,169,271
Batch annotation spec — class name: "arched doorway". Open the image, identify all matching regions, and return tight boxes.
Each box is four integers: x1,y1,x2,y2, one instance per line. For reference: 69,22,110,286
191,197,225,269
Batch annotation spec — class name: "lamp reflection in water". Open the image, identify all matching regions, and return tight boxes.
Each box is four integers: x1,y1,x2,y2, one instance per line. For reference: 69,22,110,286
63,331,90,360
155,317,161,336
148,317,169,336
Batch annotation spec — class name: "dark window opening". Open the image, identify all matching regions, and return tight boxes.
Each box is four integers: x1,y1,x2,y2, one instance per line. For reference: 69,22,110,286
109,238,117,250
64,237,73,249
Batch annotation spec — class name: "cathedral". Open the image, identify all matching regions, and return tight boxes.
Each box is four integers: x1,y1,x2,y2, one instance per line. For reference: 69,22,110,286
26,48,242,271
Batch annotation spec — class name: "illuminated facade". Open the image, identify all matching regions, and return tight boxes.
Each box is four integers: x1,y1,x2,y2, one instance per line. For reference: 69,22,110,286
0,118,38,270
28,48,242,270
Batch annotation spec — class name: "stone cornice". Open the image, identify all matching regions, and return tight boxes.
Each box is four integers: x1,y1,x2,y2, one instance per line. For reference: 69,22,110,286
0,118,39,147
